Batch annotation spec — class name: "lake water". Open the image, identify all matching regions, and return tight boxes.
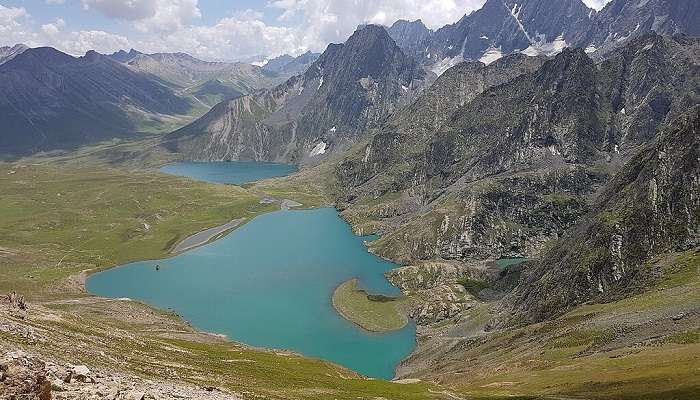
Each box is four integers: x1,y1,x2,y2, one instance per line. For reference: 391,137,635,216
87,162,416,379
160,161,297,184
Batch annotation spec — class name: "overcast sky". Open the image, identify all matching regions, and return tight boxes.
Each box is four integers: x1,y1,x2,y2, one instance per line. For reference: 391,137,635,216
0,0,613,61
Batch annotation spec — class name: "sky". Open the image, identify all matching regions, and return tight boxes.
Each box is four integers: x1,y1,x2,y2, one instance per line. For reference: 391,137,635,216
0,0,613,61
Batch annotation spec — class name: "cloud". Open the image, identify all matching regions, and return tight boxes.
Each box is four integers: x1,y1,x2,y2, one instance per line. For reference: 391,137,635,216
0,5,28,28
137,9,300,60
80,0,200,33
46,0,66,5
133,0,201,33
269,0,488,53
81,0,158,20
63,30,132,54
0,5,37,45
0,6,131,55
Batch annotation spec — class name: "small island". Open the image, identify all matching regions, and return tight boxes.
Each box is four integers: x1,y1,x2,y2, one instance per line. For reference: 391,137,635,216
332,278,410,332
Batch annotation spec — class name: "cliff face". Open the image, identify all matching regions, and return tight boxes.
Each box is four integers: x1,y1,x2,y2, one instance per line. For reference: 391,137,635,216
165,25,426,163
498,106,699,326
336,35,699,268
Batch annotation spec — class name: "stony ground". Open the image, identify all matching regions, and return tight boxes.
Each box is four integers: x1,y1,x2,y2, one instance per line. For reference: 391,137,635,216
2,349,242,400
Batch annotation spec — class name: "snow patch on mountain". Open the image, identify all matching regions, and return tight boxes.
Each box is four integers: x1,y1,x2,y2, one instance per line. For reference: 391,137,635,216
431,55,463,77
521,34,568,57
310,141,327,157
479,46,503,65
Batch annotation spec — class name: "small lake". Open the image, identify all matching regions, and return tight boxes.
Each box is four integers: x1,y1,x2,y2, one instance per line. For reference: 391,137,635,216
87,162,416,379
160,161,297,184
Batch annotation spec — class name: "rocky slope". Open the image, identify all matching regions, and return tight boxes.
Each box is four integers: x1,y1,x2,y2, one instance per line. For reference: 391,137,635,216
263,51,320,76
0,43,28,65
1,349,241,400
0,47,192,157
386,20,434,61
338,33,698,262
499,106,699,326
585,0,700,54
164,25,427,162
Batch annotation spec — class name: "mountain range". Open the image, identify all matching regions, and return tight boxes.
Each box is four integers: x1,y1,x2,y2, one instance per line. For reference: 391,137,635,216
164,25,427,162
0,47,287,157
0,47,193,156
262,51,321,76
0,0,698,397
388,0,699,74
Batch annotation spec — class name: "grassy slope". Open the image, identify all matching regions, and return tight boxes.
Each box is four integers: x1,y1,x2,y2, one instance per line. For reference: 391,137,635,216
411,249,700,399
332,278,410,332
0,160,445,399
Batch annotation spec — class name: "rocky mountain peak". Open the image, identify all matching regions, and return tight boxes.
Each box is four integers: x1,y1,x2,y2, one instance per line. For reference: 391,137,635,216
533,47,593,86
0,43,29,65
387,19,433,60
107,48,143,63
166,23,426,162
1,47,75,71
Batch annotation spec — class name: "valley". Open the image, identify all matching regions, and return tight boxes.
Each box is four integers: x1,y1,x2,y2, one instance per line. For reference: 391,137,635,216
1,0,699,399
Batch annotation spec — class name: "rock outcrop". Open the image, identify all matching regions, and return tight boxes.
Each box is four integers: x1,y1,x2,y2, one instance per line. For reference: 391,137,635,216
0,349,243,400
499,106,700,326
338,34,698,267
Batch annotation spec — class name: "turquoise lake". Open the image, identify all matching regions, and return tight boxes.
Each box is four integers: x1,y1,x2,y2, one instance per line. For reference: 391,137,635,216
87,162,416,379
160,161,297,184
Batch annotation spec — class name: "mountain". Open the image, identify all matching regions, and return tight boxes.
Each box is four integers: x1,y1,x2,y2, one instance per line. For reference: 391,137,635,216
0,47,192,156
165,25,427,162
392,0,699,75
0,44,29,65
106,50,284,108
499,105,699,327
107,48,143,63
386,20,433,60
398,0,593,73
336,33,699,267
263,51,320,76
327,35,699,388
584,0,700,53
123,52,281,92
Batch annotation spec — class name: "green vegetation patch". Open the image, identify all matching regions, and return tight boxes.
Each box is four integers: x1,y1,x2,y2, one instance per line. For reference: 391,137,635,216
332,278,410,332
458,278,491,298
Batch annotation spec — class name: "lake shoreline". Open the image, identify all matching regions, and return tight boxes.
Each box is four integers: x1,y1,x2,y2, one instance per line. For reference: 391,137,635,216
170,217,247,253
332,278,410,333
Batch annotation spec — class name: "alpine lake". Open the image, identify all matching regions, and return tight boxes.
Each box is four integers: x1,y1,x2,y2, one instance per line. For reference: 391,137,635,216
87,161,416,379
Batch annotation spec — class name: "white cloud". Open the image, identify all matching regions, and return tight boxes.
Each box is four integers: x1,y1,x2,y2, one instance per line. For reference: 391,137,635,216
137,9,300,60
81,0,158,20
269,0,487,54
133,0,201,33
46,0,66,5
63,30,132,54
0,5,28,29
0,6,131,56
81,0,200,33
0,5,37,46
